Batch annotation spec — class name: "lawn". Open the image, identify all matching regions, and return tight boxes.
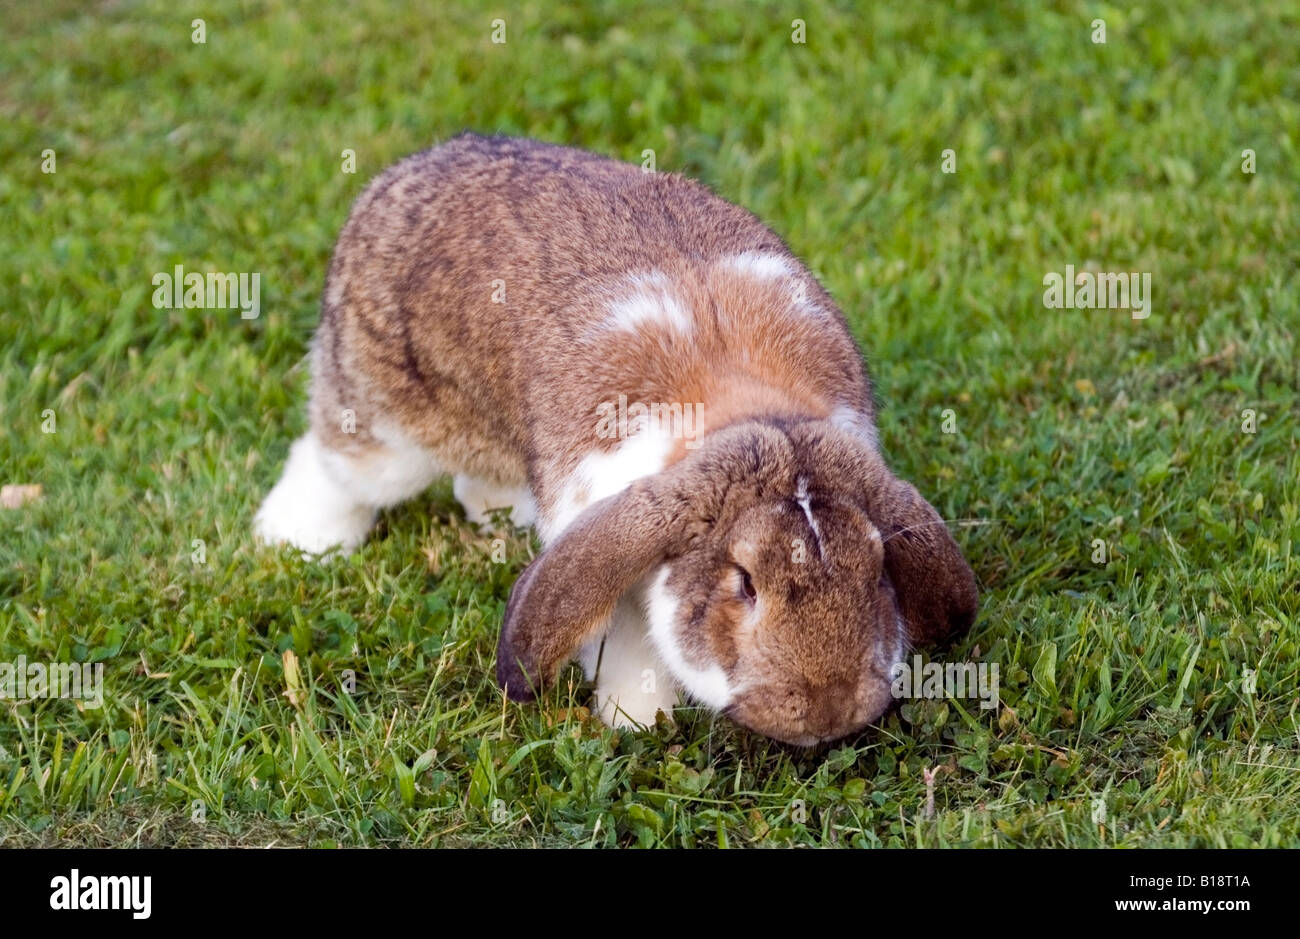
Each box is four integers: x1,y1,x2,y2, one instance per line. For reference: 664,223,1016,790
1,0,1297,847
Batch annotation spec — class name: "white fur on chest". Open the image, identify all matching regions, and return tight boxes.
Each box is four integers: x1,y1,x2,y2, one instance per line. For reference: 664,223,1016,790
538,427,676,545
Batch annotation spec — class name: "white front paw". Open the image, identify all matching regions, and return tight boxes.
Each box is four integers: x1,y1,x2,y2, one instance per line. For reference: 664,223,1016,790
584,592,680,729
453,475,536,528
594,675,680,729
590,640,680,729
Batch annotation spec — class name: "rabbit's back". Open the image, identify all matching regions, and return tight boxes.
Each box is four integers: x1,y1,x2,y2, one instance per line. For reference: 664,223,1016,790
308,133,868,489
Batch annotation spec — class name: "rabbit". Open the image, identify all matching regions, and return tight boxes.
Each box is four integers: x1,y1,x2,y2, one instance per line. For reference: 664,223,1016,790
254,132,978,746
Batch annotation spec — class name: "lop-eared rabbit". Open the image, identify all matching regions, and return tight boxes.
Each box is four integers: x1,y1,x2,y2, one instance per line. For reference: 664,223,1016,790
256,133,977,746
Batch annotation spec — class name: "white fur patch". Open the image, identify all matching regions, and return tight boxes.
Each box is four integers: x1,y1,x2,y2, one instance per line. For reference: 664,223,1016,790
453,475,536,528
794,475,824,557
884,610,907,673
829,404,879,451
254,423,441,555
585,590,680,728
539,427,674,544
720,251,795,281
645,566,733,709
356,421,443,508
719,251,831,319
254,432,379,554
604,272,691,334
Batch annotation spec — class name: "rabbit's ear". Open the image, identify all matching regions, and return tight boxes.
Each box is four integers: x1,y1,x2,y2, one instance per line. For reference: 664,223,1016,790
496,423,794,701
495,474,696,701
863,472,978,647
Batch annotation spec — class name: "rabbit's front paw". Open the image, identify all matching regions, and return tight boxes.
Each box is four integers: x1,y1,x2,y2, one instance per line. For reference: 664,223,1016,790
589,602,679,729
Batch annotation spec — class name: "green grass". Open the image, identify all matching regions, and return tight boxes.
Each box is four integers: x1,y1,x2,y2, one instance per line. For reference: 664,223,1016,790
1,0,1298,847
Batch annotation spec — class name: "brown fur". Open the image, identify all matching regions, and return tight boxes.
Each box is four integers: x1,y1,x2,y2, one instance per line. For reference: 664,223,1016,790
310,134,867,497
288,133,977,745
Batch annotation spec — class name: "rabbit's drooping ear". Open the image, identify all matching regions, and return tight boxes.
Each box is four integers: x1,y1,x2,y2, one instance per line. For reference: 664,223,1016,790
496,423,795,701
863,472,978,647
496,475,694,702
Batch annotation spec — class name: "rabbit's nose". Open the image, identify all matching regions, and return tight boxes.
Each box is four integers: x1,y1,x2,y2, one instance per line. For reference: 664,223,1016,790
803,676,858,740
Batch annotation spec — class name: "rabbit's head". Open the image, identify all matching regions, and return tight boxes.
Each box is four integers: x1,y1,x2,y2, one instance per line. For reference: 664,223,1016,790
496,419,977,745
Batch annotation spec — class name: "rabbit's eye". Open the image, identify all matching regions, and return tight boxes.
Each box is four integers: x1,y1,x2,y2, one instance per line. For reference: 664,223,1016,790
737,566,757,602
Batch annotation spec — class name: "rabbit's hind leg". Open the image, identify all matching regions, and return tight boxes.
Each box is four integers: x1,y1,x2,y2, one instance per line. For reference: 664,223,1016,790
255,420,441,556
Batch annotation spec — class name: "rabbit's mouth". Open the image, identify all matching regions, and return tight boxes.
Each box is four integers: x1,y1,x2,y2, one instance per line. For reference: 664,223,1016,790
713,585,908,747
722,645,903,746
722,701,872,749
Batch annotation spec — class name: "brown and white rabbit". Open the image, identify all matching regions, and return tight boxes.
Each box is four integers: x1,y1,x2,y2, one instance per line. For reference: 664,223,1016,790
254,133,978,746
